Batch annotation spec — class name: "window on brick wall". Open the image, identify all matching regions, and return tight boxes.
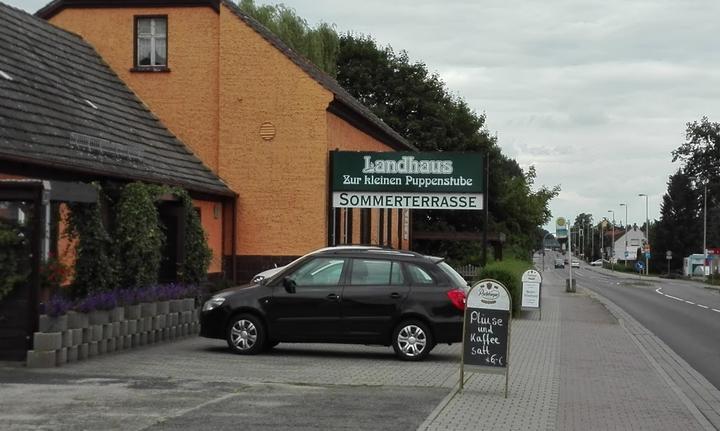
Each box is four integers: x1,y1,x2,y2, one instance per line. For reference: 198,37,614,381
134,16,168,70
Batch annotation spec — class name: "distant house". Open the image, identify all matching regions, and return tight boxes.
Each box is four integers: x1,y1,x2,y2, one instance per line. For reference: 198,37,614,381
611,225,647,262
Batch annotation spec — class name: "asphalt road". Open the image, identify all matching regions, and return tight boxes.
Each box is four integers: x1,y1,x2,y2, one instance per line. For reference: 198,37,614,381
539,251,720,391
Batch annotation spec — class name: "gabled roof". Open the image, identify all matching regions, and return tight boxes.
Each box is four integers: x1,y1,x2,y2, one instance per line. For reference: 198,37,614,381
0,2,233,196
35,0,416,152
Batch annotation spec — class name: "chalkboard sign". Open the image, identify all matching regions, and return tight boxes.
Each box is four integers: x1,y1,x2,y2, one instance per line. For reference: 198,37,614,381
460,279,512,397
463,308,509,367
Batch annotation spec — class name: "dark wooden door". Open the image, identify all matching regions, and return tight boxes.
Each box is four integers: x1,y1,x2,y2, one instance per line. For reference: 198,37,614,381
0,198,38,361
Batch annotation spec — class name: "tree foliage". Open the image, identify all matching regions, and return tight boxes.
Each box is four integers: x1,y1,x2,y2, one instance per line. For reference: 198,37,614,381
238,0,339,76
173,188,213,284
0,220,30,300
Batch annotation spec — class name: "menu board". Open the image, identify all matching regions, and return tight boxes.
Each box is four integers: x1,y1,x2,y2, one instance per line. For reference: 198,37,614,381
463,280,511,369
521,269,542,310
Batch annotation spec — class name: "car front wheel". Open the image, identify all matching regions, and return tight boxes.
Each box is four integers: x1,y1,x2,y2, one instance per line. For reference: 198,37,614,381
226,314,265,355
392,320,433,361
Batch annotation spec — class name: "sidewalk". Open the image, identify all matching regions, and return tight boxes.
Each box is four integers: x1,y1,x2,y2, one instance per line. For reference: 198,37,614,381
419,268,720,431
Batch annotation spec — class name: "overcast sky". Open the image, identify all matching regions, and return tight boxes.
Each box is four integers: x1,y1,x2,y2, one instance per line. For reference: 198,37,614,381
11,0,720,231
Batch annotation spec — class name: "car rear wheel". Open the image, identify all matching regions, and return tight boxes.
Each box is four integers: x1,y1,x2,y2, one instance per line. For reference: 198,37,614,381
226,314,265,355
392,320,433,361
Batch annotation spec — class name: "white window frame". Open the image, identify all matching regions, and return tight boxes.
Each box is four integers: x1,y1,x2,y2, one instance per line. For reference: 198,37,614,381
136,16,167,68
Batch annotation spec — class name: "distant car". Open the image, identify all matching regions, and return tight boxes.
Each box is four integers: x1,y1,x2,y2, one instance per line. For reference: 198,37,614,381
554,258,564,268
590,259,603,266
571,259,580,268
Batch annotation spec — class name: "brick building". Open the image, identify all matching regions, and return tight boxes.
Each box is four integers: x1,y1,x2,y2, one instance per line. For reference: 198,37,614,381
39,0,415,280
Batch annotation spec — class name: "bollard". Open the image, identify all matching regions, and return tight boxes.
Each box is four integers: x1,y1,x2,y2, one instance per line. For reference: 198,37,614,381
565,278,576,293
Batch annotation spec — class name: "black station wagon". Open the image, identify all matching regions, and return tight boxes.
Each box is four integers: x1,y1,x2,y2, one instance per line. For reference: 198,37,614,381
200,247,468,361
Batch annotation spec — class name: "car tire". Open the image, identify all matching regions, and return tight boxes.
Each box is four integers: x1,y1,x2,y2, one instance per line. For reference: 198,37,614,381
392,320,433,361
226,313,265,355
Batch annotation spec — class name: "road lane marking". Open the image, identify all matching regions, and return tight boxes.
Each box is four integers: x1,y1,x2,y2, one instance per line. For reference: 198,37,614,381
655,287,718,313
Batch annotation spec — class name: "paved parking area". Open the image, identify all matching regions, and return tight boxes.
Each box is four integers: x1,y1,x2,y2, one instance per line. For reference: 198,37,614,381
0,339,458,430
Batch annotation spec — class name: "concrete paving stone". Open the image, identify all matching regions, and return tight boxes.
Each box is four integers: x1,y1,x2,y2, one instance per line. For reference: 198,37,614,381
33,332,62,351
78,343,89,361
67,346,78,363
56,347,67,366
71,328,83,346
26,350,56,368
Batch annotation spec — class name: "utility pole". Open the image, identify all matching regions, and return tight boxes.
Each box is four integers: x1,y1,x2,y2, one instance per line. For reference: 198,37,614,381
703,183,708,279
639,193,650,275
608,210,615,272
620,203,628,267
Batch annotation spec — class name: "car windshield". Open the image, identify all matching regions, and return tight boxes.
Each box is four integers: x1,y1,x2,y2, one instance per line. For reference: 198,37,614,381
437,261,468,289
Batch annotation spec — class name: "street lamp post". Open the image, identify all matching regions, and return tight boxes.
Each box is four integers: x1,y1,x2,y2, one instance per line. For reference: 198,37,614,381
639,193,650,275
703,183,708,279
608,210,615,272
619,203,628,267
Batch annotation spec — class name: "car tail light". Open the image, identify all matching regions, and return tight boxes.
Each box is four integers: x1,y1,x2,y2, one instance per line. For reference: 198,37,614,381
447,288,466,311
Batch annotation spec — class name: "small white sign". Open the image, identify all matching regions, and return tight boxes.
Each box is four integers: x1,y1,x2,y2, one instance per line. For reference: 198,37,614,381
467,279,511,311
521,269,542,310
333,191,484,210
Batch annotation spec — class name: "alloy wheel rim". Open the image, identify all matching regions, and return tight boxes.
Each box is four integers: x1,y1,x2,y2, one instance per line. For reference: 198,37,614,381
397,325,426,357
230,319,258,350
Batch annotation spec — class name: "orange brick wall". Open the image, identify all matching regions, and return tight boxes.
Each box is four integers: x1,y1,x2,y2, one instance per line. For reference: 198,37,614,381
49,7,221,173
218,4,334,256
193,199,223,273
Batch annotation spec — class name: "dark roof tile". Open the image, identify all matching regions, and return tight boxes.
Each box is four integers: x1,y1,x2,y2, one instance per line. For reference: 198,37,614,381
0,2,233,196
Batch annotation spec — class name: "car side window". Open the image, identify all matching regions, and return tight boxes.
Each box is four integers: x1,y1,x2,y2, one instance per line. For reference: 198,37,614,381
288,258,345,287
349,259,404,286
406,263,436,285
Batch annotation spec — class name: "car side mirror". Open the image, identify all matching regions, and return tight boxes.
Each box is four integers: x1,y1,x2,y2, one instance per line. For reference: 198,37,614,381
283,277,296,294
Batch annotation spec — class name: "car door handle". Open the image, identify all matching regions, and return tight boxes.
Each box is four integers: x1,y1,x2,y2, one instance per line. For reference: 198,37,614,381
326,293,340,301
390,292,401,299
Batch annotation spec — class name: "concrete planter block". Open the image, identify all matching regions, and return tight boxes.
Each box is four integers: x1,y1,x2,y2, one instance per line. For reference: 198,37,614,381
34,332,62,351
79,343,89,360
182,324,189,336
107,338,116,353
120,321,128,337
67,346,78,362
91,325,103,342
102,324,112,340
124,335,132,349
82,327,91,344
39,314,68,333
71,329,83,346
89,341,98,357
144,317,153,332
67,311,89,330
155,330,162,343
170,313,178,327
89,310,110,325
141,302,157,318
157,301,170,315
182,298,195,312
61,330,72,348
162,328,169,340
169,299,183,313
132,334,140,347
27,350,57,368
128,319,138,334
140,333,147,345
112,322,120,338
56,347,68,365
182,311,191,324
154,314,166,330
110,307,124,322
125,304,141,320
98,339,107,354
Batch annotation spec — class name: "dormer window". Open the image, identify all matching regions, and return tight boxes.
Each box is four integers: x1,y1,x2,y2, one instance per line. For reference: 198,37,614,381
134,16,168,71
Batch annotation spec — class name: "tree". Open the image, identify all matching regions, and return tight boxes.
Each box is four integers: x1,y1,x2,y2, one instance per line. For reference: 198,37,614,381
651,169,700,272
237,0,339,76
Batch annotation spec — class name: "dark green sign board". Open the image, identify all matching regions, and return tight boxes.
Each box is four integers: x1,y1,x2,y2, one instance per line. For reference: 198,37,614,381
331,151,485,210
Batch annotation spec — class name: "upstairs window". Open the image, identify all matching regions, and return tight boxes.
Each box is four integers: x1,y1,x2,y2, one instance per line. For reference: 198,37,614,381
135,16,167,69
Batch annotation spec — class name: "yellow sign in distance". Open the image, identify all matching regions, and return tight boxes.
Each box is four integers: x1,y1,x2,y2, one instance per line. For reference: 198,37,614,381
556,217,566,227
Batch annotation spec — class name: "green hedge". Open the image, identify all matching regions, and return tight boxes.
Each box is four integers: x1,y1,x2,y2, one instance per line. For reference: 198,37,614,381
478,258,532,316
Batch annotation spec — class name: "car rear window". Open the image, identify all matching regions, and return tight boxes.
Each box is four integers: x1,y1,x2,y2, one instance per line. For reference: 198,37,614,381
437,261,467,289
406,263,436,285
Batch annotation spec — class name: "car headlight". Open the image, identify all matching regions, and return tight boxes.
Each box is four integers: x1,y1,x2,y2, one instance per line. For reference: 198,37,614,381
252,275,265,283
202,296,226,312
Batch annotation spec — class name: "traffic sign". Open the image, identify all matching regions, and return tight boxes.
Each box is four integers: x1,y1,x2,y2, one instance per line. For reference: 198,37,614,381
666,250,672,260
